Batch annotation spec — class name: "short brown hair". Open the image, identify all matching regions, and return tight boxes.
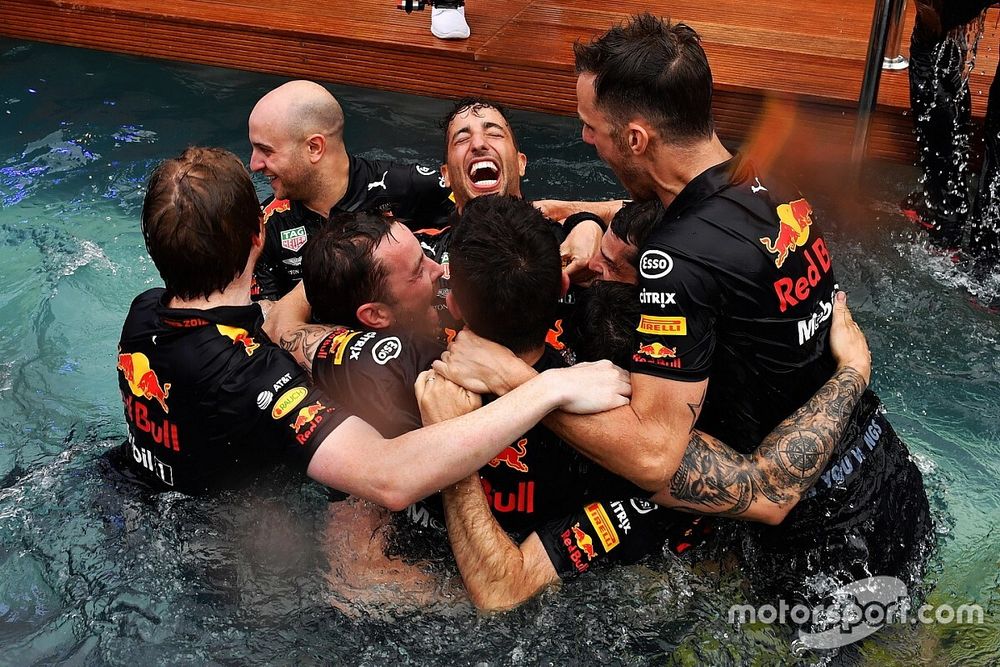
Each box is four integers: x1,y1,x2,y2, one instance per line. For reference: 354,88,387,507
574,14,714,144
141,147,261,299
302,213,395,326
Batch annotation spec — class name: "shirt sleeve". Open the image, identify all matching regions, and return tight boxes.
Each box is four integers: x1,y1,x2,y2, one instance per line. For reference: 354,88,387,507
231,346,353,469
630,244,722,381
535,498,710,579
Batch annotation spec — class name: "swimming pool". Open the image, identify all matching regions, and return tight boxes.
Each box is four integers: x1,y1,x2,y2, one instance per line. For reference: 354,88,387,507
1,37,997,665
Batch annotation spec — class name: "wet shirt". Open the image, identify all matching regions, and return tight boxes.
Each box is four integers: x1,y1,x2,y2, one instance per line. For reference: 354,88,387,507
116,289,351,495
631,156,838,453
309,327,687,576
630,157,924,558
253,155,454,300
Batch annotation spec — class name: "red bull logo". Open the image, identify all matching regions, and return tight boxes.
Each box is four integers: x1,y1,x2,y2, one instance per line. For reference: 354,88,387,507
571,524,598,560
759,198,814,268
117,352,171,413
636,342,676,359
262,198,291,224
488,438,529,473
290,402,325,433
545,319,565,351
217,325,260,356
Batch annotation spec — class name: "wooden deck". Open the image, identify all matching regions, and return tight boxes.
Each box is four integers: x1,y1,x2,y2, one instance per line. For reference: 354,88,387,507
1,0,998,162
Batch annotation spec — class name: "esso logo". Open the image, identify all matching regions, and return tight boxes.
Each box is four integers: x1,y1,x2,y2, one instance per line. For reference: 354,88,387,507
639,249,673,280
372,336,402,365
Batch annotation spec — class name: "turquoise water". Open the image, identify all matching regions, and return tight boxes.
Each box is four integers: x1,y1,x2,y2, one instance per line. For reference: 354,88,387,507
0,37,998,665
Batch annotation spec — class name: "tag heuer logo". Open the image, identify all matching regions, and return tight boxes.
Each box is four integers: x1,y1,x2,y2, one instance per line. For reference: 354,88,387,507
280,226,308,252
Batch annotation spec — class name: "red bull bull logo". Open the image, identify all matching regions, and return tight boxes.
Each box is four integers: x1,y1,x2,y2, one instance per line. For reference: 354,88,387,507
290,402,325,433
759,198,814,268
545,319,565,351
571,524,598,560
217,325,260,356
488,438,529,472
117,352,171,413
636,342,676,359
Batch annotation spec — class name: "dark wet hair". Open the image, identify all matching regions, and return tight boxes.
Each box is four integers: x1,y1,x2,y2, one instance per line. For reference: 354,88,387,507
574,13,714,144
141,147,260,300
302,212,394,326
440,97,519,161
567,281,641,367
449,194,561,355
609,199,663,257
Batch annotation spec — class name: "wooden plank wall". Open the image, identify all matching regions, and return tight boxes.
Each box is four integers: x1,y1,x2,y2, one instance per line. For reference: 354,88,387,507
1,0,998,162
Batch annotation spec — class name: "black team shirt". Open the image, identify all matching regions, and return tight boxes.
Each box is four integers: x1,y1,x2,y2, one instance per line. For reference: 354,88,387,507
253,155,454,300
116,289,350,495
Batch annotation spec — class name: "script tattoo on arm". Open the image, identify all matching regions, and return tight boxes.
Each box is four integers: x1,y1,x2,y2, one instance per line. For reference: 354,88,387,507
668,366,867,518
279,324,337,375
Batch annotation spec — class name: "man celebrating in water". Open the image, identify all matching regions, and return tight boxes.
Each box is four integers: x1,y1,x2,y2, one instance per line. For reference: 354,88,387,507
115,146,631,504
248,80,454,301
434,15,933,602
267,194,872,609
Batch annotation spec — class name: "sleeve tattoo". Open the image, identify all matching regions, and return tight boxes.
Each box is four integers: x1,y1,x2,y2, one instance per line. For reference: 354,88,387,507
668,367,867,517
279,324,336,374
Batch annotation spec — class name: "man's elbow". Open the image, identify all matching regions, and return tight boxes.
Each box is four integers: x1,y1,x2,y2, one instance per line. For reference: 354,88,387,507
754,501,794,526
629,449,681,493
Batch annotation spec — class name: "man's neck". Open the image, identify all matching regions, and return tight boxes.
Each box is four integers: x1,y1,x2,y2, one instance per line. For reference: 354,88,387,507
304,148,351,217
167,276,253,311
651,134,732,209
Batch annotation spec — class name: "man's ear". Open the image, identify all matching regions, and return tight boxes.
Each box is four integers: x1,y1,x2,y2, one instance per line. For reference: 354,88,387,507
559,271,571,298
445,290,463,322
356,302,393,329
626,122,650,156
305,133,327,163
517,152,527,177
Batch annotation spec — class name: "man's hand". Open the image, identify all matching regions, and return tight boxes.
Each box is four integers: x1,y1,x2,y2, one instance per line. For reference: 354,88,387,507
432,329,530,395
542,360,631,414
561,220,602,285
415,369,483,426
532,199,625,224
829,291,871,386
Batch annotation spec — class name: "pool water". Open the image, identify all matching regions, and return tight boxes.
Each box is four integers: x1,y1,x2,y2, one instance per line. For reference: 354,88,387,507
0,38,998,666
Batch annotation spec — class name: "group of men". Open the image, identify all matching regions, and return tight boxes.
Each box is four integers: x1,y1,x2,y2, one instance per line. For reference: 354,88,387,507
116,14,933,614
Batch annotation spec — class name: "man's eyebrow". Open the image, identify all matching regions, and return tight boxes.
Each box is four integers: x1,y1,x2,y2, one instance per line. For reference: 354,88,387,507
483,121,506,133
451,125,471,140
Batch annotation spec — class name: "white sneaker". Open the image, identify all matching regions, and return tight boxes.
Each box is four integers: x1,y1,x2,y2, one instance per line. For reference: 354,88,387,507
431,5,470,40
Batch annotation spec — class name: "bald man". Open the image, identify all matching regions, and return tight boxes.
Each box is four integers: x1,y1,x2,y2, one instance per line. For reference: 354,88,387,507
248,80,454,301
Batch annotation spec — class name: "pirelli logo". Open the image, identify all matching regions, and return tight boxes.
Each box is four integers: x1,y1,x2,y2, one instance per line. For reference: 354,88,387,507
585,502,620,552
636,315,687,336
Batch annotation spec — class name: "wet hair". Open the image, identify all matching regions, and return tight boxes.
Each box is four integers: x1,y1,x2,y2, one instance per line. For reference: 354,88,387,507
440,97,519,161
609,199,663,259
141,146,260,300
302,213,394,326
449,194,561,355
574,13,714,145
567,281,641,367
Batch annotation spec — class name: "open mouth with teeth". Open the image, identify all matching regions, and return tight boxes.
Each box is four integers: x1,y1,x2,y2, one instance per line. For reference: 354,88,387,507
468,159,501,191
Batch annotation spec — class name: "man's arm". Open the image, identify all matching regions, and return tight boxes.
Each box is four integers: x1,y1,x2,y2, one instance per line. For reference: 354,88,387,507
651,364,866,524
261,282,333,373
533,199,626,225
435,292,870,522
306,360,631,511
442,474,559,611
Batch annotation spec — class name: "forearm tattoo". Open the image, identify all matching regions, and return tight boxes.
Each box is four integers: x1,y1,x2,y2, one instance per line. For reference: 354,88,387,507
278,325,334,374
669,367,867,517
